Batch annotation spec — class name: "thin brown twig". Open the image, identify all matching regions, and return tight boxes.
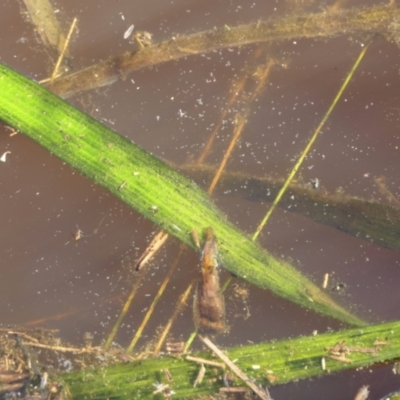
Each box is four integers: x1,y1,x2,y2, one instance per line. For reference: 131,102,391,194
193,363,206,387
197,49,274,166
7,331,39,343
134,230,169,271
127,245,186,353
220,387,249,393
186,355,225,369
50,17,77,82
208,113,248,194
196,73,248,165
153,280,194,356
38,72,63,84
103,269,147,350
249,59,277,102
47,5,395,99
104,232,168,348
206,56,274,193
328,354,352,363
23,341,101,354
0,327,58,333
199,335,271,400
208,58,276,194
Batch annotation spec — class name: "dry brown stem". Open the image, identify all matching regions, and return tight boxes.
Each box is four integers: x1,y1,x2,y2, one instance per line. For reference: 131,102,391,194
186,355,225,369
134,230,169,271
199,335,271,400
23,341,100,354
153,280,194,356
179,163,400,251
47,5,397,98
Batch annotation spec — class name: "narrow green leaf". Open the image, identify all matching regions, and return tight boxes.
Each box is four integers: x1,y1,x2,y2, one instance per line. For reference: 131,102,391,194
61,319,400,399
0,62,364,326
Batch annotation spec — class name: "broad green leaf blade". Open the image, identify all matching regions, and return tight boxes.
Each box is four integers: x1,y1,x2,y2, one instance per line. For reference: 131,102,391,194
0,62,365,326
61,319,400,399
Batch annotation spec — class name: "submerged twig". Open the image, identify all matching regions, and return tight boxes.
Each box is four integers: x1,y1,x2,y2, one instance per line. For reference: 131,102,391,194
208,113,248,194
103,269,147,351
186,355,225,369
196,67,247,165
23,341,100,354
134,230,169,271
153,280,194,356
220,386,249,393
104,231,168,349
127,246,186,353
193,363,206,387
50,17,77,82
197,50,275,165
199,335,271,400
47,5,398,98
14,334,39,375
179,164,400,251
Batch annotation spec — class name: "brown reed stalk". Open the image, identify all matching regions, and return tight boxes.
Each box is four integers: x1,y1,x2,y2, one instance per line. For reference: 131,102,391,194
103,269,147,351
207,113,248,194
46,5,396,99
50,18,77,82
152,281,194,356
127,245,186,353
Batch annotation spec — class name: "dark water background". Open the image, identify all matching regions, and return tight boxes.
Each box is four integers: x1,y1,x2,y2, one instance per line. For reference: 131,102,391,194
1,0,400,398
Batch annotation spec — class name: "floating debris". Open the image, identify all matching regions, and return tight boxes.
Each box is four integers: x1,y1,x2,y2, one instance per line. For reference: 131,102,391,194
311,178,320,189
193,363,205,387
323,273,329,289
130,31,153,49
192,228,201,249
74,227,83,241
354,385,370,400
163,369,173,382
186,355,224,369
0,151,11,162
123,24,134,39
117,180,127,191
392,362,400,374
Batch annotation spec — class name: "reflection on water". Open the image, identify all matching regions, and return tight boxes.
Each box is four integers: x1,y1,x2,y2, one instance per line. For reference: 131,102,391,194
1,0,400,398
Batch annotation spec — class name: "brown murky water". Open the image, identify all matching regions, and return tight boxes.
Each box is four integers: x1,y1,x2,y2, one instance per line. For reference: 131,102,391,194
1,0,400,398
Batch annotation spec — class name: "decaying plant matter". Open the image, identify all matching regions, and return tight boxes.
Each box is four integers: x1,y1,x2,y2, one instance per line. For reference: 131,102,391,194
46,4,400,98
179,164,400,251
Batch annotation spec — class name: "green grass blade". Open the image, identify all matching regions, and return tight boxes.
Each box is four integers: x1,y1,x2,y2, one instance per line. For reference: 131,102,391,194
0,62,364,326
61,319,400,399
